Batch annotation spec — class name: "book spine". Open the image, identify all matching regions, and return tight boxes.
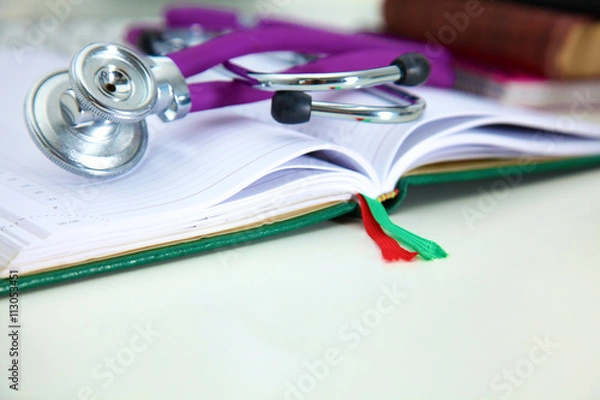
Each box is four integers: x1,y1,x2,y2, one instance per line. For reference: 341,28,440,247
383,0,594,78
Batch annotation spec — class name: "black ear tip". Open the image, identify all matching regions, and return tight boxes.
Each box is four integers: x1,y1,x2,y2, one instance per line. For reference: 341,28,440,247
391,53,431,86
271,91,313,124
136,30,163,55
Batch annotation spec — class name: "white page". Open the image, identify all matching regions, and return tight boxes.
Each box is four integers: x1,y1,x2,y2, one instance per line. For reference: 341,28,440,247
12,167,368,273
270,86,600,190
387,124,600,186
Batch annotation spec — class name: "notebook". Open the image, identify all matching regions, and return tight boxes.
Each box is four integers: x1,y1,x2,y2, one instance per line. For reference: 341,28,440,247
2,50,600,294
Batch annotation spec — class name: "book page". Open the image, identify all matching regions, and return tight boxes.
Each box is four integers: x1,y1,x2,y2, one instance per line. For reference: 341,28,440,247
268,86,600,191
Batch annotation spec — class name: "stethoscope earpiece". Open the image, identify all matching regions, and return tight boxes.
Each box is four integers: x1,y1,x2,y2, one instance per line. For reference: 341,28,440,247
271,91,312,124
391,53,431,86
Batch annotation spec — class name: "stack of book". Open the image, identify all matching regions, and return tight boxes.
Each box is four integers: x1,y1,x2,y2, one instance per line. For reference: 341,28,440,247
383,0,600,109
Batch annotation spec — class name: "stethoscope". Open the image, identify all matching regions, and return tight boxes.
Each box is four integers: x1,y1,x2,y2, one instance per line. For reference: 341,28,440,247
25,6,438,178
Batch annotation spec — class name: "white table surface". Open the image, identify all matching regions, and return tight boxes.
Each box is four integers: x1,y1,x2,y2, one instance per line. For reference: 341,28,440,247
2,165,600,400
1,1,600,399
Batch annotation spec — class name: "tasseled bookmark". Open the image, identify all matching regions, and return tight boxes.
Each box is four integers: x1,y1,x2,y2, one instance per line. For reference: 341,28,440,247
358,192,448,261
357,194,418,261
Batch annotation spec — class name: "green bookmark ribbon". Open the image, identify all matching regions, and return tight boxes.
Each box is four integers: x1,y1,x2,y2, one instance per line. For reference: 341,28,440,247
362,194,448,260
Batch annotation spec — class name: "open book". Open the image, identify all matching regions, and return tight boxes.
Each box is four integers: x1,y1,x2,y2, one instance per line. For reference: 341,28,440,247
2,50,600,292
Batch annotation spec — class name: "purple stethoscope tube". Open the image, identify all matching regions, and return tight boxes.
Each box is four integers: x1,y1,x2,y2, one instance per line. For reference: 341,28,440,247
126,6,455,113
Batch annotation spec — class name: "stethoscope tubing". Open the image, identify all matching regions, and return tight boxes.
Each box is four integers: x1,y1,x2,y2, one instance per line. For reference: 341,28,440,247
187,48,425,112
166,25,414,78
125,7,454,113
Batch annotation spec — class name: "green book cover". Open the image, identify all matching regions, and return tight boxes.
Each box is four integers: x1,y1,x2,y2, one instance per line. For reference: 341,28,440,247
2,155,600,295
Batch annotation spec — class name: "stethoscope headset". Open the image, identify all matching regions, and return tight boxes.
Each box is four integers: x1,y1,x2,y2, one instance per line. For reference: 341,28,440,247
25,6,434,178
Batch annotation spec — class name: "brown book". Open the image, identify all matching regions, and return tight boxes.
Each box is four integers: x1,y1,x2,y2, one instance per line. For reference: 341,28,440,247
383,0,600,79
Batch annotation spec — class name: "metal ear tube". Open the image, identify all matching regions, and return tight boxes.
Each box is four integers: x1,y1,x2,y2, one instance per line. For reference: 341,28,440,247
271,86,427,125
268,53,431,124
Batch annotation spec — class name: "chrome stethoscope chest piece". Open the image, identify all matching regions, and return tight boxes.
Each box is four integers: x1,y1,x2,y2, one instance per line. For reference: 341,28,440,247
69,42,157,123
25,70,148,178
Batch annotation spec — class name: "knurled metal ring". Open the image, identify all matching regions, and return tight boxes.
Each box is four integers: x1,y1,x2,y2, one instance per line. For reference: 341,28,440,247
69,42,157,123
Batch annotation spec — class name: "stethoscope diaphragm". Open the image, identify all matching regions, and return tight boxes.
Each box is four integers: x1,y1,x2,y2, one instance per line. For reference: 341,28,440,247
25,70,148,178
